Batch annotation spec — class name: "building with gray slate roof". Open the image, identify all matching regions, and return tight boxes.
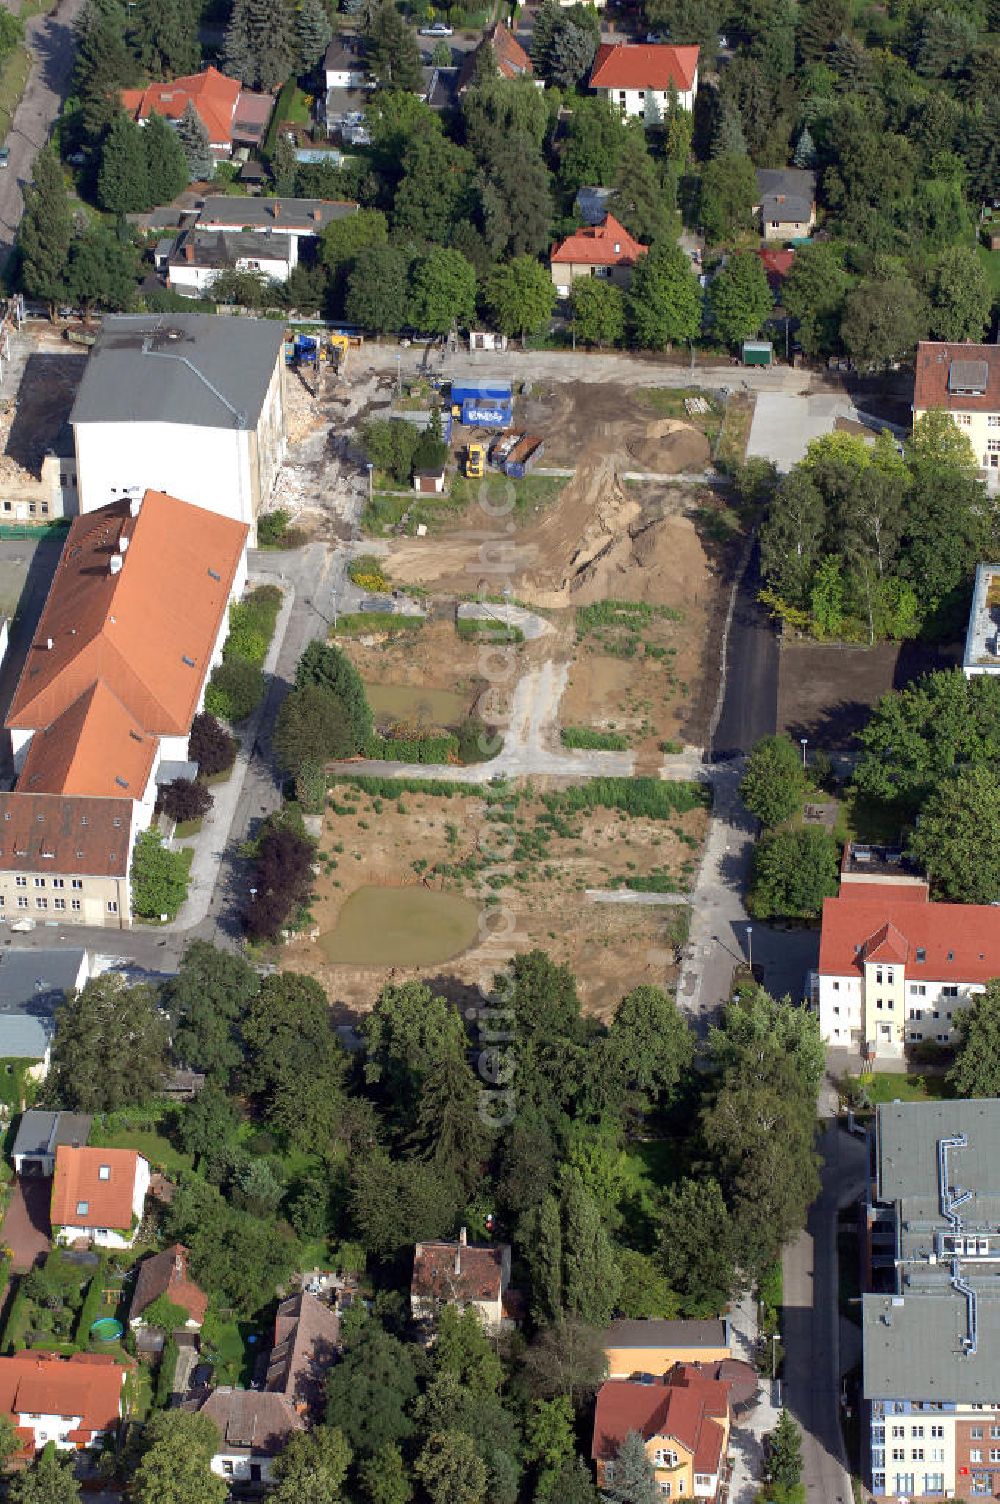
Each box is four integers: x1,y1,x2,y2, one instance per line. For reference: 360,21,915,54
754,167,816,242
0,947,88,1088
12,1109,92,1176
69,315,287,540
862,1100,1000,1500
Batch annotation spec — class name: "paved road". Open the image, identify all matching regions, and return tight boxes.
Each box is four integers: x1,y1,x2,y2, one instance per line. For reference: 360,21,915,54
712,544,779,760
2,1175,51,1270
0,0,86,273
783,1119,868,1504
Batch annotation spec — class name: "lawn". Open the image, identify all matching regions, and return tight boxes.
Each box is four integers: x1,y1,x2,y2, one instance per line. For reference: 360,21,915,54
200,1310,266,1387
0,46,30,141
88,1125,193,1178
976,244,1000,300
850,1071,949,1103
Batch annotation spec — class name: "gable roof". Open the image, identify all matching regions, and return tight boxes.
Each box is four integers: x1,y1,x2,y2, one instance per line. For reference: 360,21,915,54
7,492,248,746
592,1368,729,1469
590,42,699,92
197,197,359,233
0,793,131,878
754,166,816,223
818,887,1000,982
70,314,286,430
130,1244,208,1327
265,1291,340,1413
51,1146,145,1232
913,341,1000,414
121,66,242,144
412,1239,505,1304
551,213,648,268
0,1352,127,1440
12,1111,92,1162
199,1389,305,1455
458,21,532,89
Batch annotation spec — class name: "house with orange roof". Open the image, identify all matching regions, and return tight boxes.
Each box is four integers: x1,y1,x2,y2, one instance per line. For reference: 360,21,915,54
51,1146,150,1248
457,22,535,91
590,43,699,119
592,1364,732,1500
0,489,247,926
120,66,273,162
0,1351,130,1454
549,214,648,297
411,1227,521,1329
812,843,1000,1060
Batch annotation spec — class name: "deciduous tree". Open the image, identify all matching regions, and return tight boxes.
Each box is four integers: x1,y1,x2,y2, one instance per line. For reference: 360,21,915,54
49,974,168,1112
484,256,556,342
132,1409,226,1504
841,276,928,370
708,250,773,346
570,278,624,348
407,248,477,334
739,734,806,826
697,153,758,242
160,778,212,825
909,765,1000,904
346,244,410,332
749,826,841,918
131,828,189,919
326,1320,418,1455
165,940,259,1078
658,1177,736,1317
626,241,702,349
188,712,236,777
949,980,1000,1098
8,1444,82,1504
271,1427,351,1504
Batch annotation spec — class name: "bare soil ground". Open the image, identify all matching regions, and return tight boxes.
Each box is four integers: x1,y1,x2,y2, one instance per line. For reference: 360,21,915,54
777,638,963,749
281,782,705,1018
520,381,715,470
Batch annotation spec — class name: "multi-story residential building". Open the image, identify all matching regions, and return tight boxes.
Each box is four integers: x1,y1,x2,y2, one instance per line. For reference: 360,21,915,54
603,1318,732,1380
592,1365,732,1500
50,1146,150,1249
549,215,648,298
963,562,1000,678
812,845,1000,1062
863,1100,1000,1501
589,43,699,120
0,1351,130,1453
120,66,273,162
70,315,286,535
411,1227,520,1329
912,341,1000,485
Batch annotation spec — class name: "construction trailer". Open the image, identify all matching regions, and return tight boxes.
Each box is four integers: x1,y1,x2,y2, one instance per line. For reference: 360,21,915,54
503,433,544,478
451,380,514,426
284,333,319,367
741,339,774,367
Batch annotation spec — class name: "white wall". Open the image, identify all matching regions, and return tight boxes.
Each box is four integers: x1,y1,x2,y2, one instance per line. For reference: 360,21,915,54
819,969,986,1054
74,421,254,530
168,252,291,296
211,1453,276,1483
596,76,696,119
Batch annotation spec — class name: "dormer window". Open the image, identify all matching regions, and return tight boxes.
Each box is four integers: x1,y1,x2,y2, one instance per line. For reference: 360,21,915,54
98,1165,110,1181
916,948,926,963
76,1201,89,1216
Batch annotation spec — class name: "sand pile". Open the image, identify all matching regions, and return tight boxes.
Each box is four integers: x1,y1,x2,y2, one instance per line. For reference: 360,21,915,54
626,418,711,474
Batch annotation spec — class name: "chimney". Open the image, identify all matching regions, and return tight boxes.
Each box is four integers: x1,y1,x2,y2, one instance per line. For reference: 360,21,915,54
459,1226,467,1247
184,241,194,262
109,554,123,576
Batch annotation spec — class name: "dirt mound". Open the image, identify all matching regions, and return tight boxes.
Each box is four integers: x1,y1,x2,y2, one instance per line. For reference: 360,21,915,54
626,418,711,474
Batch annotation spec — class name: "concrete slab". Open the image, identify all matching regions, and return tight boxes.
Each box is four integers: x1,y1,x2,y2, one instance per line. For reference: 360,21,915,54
746,393,859,472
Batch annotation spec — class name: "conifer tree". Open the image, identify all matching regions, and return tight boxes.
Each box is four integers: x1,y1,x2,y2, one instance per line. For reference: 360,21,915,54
18,146,72,317
97,111,151,213
175,100,215,182
143,110,188,203
295,0,333,76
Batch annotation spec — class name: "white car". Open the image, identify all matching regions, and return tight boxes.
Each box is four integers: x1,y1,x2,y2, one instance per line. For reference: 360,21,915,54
420,22,454,35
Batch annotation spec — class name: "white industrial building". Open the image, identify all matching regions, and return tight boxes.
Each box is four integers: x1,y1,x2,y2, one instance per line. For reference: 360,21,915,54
69,315,287,541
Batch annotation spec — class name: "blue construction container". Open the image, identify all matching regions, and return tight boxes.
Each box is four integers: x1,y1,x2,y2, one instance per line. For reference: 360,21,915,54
451,380,513,405
461,398,513,428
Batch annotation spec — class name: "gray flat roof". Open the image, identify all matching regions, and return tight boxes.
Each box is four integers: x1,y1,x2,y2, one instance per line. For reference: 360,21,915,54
70,314,286,430
0,947,85,1013
11,1109,92,1160
604,1318,729,1349
963,562,1000,673
0,1014,52,1058
876,1099,1000,1206
864,1290,1000,1401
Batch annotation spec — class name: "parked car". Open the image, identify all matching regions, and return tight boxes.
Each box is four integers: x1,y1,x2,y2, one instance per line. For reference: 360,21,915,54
0,148,9,170
420,22,454,34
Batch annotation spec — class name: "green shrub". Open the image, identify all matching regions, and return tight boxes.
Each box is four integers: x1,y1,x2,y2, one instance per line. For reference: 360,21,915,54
456,715,501,763
205,658,266,722
541,778,706,820
154,1337,179,1407
224,586,282,668
74,1260,107,1346
333,776,467,797
334,613,424,635
455,618,525,644
365,730,460,763
560,726,630,750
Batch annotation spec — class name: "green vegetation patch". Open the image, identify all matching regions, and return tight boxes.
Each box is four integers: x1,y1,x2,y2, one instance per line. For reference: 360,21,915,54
333,612,425,636
541,778,707,820
560,726,630,750
576,599,683,658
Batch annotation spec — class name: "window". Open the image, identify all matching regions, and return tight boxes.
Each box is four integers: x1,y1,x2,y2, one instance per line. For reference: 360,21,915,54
912,1427,924,1439
98,1165,111,1181
958,413,972,425
70,900,81,912
892,1449,905,1461
33,877,46,888
924,1475,945,1494
989,1449,1000,1462
931,1447,944,1461
222,1462,234,1477
912,1448,924,1461
52,878,63,889
107,900,118,915
971,1427,984,1439
71,879,82,890
604,1465,615,1484
832,980,840,990
910,1008,924,1020
653,1450,678,1468
892,1426,905,1439
910,985,926,997
971,1448,983,1462
931,1426,944,1439
14,876,25,889
988,439,1000,454
876,968,883,984
35,898,46,910
943,985,959,997
990,1426,1000,1439
53,899,65,911
894,1476,915,1496
75,1201,88,1216
916,947,926,963
659,1488,670,1499
989,415,1000,427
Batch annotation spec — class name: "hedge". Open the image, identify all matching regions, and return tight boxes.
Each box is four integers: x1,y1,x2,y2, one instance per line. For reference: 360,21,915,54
364,731,459,763
155,1337,179,1407
74,1257,107,1346
560,726,630,750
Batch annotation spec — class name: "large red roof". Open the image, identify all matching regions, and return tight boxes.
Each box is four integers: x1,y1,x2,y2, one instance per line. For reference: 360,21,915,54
818,887,1000,982
551,214,648,268
590,43,699,92
51,1146,145,1232
121,67,240,145
0,1352,128,1444
592,1367,729,1470
912,341,1000,415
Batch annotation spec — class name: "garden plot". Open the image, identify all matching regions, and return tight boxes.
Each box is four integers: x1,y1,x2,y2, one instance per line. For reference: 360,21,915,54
282,776,708,1017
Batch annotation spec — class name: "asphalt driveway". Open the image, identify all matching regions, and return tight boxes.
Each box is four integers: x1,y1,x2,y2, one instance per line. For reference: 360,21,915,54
3,1175,51,1270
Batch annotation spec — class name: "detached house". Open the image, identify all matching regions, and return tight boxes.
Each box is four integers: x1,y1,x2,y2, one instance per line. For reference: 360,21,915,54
129,1244,208,1331
550,214,647,297
592,1365,732,1501
812,844,1000,1061
589,43,699,120
0,1351,130,1454
913,341,1000,483
120,66,273,162
458,22,534,91
603,1318,732,1380
199,1390,304,1487
264,1291,341,1417
51,1146,150,1249
754,167,817,242
411,1227,519,1329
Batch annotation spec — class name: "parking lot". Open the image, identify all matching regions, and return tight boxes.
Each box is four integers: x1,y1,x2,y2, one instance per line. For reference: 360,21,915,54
746,392,860,472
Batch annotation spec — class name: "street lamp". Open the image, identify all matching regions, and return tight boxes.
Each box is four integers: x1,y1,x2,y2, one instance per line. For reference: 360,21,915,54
745,924,753,972
366,461,373,503
800,736,808,768
771,1330,779,1381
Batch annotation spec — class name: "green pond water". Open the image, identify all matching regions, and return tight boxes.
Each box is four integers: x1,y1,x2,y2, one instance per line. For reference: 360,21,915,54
319,885,481,966
366,683,469,727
